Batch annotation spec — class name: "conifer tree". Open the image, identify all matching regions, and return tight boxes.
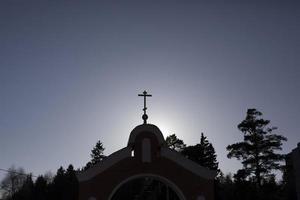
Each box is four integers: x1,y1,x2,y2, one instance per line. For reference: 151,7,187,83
166,134,186,152
65,165,78,200
48,165,78,200
15,175,34,200
227,108,287,187
84,140,106,170
90,140,106,165
182,133,219,171
51,166,66,200
34,176,48,200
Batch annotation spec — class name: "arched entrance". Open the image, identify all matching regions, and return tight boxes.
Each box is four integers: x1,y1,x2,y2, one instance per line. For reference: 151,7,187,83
108,174,186,200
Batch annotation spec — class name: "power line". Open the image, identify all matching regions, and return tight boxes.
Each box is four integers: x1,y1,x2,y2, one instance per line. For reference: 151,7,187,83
0,168,37,178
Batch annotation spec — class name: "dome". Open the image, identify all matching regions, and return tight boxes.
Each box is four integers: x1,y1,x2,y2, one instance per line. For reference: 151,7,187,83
127,124,166,148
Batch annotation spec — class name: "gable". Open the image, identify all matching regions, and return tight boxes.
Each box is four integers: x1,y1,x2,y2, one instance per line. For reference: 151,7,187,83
77,126,216,182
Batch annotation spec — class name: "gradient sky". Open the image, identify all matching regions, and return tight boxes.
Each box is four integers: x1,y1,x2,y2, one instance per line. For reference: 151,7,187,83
0,1,299,182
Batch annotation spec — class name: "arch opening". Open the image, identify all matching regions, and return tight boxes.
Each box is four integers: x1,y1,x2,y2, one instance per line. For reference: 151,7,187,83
109,174,186,200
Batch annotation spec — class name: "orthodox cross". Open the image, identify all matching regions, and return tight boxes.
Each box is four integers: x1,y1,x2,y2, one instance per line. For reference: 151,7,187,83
138,90,152,124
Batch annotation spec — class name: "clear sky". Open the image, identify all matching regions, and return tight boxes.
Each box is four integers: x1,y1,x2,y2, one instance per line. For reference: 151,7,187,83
0,1,299,182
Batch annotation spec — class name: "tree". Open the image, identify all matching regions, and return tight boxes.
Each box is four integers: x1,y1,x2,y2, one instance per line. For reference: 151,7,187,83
48,165,78,200
11,175,34,200
91,140,105,165
43,171,53,184
165,134,186,152
33,176,48,200
64,165,78,200
50,166,66,200
0,166,27,199
84,140,106,170
182,133,219,171
215,172,235,200
227,108,287,187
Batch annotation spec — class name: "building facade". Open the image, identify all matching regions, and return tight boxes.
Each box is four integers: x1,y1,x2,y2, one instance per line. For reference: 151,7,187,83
286,143,300,200
77,124,216,200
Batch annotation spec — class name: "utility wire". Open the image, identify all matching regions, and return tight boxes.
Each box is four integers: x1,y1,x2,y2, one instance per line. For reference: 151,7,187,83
0,168,37,178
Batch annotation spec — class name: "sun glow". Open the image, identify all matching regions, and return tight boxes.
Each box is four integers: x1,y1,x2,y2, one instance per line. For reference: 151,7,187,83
151,115,176,138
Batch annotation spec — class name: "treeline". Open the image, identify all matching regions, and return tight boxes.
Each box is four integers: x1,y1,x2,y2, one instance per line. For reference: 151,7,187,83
1,165,78,200
166,132,219,172
0,141,104,200
165,108,290,200
0,108,293,200
215,108,289,200
215,172,288,200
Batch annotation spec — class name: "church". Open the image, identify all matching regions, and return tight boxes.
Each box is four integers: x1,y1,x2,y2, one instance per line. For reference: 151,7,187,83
76,91,216,200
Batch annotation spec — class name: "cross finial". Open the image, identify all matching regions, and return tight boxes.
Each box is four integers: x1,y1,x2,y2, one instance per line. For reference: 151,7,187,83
138,90,152,124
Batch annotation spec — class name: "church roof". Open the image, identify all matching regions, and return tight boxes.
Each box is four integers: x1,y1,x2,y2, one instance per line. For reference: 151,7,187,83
77,124,216,182
127,124,166,147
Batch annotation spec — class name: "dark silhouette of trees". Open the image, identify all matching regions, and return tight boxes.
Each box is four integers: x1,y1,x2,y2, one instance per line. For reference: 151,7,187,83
11,175,34,200
48,165,78,200
165,133,218,171
0,166,27,199
84,140,106,170
33,176,47,200
215,171,286,200
182,133,219,171
91,140,106,164
48,166,67,200
282,159,298,200
166,134,186,152
215,172,236,200
65,165,79,200
1,111,291,200
227,108,287,187
2,165,78,200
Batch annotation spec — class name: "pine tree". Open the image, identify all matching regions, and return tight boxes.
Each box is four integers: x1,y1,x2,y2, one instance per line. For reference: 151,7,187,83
90,140,106,165
227,108,287,187
65,165,78,200
34,176,48,200
49,165,78,200
182,133,219,171
51,166,66,200
165,134,186,152
84,140,106,170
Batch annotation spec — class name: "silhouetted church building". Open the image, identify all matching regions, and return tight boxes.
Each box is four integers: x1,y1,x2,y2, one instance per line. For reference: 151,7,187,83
77,91,216,200
285,143,300,200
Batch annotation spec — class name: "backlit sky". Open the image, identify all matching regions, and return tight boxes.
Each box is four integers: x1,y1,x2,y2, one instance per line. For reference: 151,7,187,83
0,1,299,182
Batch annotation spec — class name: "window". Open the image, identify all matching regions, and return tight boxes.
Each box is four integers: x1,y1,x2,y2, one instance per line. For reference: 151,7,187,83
142,138,151,163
